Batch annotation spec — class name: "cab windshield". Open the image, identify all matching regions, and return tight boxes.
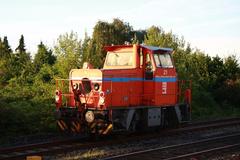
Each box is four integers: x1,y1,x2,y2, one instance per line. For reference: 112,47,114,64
154,53,173,68
105,52,133,66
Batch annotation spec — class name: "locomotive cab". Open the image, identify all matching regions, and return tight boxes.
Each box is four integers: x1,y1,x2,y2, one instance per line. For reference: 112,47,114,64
140,46,178,107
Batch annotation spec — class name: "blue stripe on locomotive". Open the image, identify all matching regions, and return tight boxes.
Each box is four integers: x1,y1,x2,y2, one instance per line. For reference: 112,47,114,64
103,77,177,82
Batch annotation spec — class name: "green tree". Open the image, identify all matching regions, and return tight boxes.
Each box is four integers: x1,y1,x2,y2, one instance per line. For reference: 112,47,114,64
91,18,133,67
34,42,56,72
0,36,12,59
186,51,210,87
144,26,185,50
15,35,26,53
224,55,239,81
14,35,31,79
81,32,91,64
54,31,82,78
212,55,240,107
144,26,162,46
0,36,14,84
207,55,225,89
131,30,147,44
111,18,132,44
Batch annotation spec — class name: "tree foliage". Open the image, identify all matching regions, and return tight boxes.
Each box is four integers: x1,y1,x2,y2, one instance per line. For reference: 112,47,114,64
89,18,133,67
0,36,12,59
34,42,56,72
13,35,32,80
54,31,82,78
0,37,13,84
144,26,185,50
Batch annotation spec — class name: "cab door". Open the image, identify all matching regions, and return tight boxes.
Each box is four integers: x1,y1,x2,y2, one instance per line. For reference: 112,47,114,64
143,52,155,106
153,52,177,106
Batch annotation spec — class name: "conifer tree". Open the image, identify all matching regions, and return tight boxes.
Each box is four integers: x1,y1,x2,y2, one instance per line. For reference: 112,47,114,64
15,35,30,63
14,35,31,78
0,36,14,84
0,36,12,59
34,41,56,72
15,35,26,53
3,36,12,57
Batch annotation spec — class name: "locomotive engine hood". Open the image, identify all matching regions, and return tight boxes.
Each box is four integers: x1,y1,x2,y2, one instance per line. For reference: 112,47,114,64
69,68,104,109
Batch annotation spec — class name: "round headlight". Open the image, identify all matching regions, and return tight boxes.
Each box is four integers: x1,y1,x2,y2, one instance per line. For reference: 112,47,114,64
94,83,100,91
85,111,94,123
73,83,78,90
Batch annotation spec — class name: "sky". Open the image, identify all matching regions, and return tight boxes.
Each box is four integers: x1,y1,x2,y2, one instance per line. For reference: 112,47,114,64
0,0,240,58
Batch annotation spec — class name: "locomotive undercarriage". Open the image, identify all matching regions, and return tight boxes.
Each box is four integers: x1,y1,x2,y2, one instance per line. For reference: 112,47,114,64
55,103,190,135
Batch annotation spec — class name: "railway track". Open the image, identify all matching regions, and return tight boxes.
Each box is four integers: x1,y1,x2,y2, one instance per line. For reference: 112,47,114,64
103,133,240,160
0,136,88,160
1,117,240,160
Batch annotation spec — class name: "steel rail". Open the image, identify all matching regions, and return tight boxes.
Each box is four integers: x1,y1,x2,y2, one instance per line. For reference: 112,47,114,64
102,133,240,160
164,143,240,160
0,136,88,154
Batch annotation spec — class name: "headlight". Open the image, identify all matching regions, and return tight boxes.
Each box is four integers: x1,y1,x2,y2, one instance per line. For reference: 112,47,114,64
99,96,105,104
85,111,94,123
98,91,105,105
94,83,100,91
55,90,60,102
55,95,60,102
73,83,78,90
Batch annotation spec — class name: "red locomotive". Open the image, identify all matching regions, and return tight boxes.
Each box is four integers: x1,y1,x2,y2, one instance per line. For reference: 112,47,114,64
55,44,191,134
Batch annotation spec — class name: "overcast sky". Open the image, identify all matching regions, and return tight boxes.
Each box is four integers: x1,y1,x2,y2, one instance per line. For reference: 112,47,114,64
1,0,240,58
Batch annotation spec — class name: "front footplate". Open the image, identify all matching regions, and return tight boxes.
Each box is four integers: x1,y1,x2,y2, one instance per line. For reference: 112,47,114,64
55,108,113,135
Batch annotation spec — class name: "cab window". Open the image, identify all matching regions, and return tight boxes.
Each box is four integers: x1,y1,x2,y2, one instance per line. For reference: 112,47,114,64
154,53,173,68
105,52,133,66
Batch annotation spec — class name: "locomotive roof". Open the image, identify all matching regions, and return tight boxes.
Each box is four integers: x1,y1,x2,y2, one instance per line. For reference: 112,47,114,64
104,44,173,53
141,45,173,52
